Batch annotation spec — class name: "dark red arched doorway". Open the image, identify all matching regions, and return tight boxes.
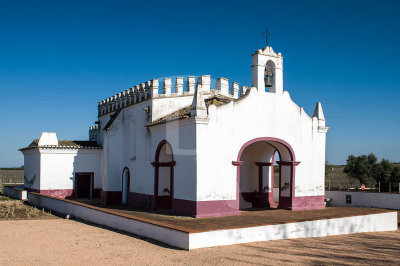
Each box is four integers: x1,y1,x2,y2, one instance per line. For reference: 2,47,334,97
151,140,175,209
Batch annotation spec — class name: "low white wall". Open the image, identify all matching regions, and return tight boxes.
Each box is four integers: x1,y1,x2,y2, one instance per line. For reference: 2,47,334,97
27,192,189,249
189,211,398,249
3,186,27,200
25,192,398,251
326,191,400,210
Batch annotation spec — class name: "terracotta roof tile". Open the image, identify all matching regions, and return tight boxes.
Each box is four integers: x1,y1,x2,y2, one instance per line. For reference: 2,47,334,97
20,139,102,151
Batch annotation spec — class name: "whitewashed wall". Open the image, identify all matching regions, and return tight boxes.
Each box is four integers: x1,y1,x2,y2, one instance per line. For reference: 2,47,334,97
40,149,101,190
196,88,326,202
326,190,400,210
103,100,151,193
22,149,41,190
149,119,197,201
102,97,198,202
152,95,195,121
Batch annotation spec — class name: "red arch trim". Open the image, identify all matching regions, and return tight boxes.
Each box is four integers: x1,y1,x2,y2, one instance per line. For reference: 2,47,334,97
154,139,175,163
233,137,298,210
236,137,296,162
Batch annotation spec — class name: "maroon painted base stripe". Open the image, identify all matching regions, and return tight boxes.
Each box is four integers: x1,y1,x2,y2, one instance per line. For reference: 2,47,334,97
292,195,325,210
28,188,74,199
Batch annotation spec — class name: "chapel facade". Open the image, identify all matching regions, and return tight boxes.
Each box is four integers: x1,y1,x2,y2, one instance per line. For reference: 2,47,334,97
20,45,329,217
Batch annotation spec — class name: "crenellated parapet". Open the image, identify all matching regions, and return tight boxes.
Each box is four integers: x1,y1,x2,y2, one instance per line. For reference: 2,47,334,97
89,125,99,141
97,75,247,117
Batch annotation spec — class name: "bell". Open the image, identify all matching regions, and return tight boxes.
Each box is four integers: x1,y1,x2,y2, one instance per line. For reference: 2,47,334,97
265,75,273,87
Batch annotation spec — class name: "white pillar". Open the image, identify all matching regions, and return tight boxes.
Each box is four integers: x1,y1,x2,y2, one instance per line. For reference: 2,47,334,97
151,79,159,97
197,75,211,94
231,82,239,98
187,76,195,94
175,77,183,95
216,77,229,96
163,78,171,96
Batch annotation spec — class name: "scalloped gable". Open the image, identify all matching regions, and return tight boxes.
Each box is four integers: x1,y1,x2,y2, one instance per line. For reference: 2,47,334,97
253,46,282,58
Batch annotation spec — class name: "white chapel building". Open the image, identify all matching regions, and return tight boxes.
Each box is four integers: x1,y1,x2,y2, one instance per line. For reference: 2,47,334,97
20,45,329,217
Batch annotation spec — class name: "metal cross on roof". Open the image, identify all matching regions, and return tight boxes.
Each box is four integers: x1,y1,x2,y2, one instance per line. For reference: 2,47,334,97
263,27,271,47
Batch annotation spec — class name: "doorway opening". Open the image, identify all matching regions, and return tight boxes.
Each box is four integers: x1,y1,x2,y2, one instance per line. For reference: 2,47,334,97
152,140,175,210
235,137,298,210
75,172,94,198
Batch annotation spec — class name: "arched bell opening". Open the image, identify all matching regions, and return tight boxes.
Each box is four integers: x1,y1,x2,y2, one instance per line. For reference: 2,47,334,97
234,137,299,211
264,60,276,92
152,140,175,210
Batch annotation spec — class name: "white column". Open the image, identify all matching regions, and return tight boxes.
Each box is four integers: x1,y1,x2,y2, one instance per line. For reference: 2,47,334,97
163,78,172,96
175,77,183,95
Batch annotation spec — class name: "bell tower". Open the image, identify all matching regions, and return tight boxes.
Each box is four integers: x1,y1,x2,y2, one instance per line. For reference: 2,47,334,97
251,46,283,93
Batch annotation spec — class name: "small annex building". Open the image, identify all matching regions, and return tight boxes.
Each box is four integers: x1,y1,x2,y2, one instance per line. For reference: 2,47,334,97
20,44,329,218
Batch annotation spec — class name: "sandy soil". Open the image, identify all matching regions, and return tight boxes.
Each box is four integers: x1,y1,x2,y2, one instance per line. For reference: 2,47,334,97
0,219,399,265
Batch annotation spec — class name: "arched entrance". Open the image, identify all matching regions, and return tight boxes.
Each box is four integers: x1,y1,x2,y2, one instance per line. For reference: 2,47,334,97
233,137,300,210
122,167,130,204
152,140,175,209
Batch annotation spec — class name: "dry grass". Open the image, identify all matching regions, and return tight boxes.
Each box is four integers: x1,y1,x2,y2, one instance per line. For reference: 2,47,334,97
0,200,57,220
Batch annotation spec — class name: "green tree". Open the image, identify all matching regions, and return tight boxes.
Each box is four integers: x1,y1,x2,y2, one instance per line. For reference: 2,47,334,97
390,164,400,192
343,153,376,186
344,153,398,192
371,159,392,191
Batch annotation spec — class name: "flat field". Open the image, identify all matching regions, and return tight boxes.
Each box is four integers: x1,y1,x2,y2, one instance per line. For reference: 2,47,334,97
0,169,24,193
0,169,24,183
326,165,361,188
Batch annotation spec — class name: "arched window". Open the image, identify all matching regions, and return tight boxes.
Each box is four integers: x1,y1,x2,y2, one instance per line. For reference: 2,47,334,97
122,167,130,204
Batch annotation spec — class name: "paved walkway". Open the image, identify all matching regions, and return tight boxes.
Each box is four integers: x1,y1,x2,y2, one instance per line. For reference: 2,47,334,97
73,199,396,233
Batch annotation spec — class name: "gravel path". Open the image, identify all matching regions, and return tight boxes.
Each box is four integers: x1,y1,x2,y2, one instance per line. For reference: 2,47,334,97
0,219,399,265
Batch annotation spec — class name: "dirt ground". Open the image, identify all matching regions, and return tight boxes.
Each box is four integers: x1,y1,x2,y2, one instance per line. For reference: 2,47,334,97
0,218,399,266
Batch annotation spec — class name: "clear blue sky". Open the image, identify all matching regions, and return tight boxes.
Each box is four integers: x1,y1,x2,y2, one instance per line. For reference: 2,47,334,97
0,0,399,167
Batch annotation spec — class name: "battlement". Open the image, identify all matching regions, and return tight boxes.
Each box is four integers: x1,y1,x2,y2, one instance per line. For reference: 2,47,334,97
89,125,99,141
97,75,248,116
